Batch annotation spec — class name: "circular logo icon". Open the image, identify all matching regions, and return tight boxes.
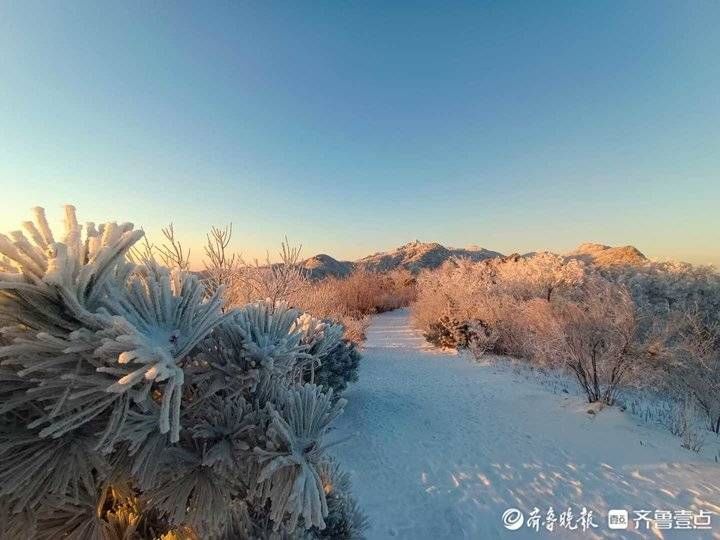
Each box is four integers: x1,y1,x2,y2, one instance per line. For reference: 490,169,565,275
502,508,525,530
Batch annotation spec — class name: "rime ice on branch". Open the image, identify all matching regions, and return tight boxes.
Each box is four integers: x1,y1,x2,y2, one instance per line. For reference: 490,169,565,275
0,206,364,538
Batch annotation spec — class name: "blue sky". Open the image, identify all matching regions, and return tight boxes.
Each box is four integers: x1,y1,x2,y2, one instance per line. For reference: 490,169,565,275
1,1,718,266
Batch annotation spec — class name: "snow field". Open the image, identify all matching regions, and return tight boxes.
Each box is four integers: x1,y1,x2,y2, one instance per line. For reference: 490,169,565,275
331,309,720,539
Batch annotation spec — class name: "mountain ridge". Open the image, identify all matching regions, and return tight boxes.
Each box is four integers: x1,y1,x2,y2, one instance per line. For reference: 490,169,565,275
301,241,502,279
301,240,649,279
568,242,647,266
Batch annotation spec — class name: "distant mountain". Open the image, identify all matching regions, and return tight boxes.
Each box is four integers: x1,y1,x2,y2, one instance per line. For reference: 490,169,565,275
568,243,647,267
451,245,506,262
356,241,502,273
301,241,648,279
301,241,503,279
301,254,355,280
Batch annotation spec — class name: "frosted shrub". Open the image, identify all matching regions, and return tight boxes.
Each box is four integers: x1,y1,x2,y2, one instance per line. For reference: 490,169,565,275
412,255,578,358
151,223,309,310
310,461,369,539
414,259,504,351
291,269,416,342
670,399,706,452
413,252,720,412
196,224,381,346
660,312,720,433
253,384,345,531
510,298,564,363
497,252,585,302
459,319,498,358
608,263,720,429
423,315,460,349
0,207,364,539
297,314,361,396
236,237,309,308
607,261,720,338
552,277,636,404
412,254,640,402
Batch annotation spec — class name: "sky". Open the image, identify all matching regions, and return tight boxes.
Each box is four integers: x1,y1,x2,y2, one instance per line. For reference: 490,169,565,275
1,1,718,267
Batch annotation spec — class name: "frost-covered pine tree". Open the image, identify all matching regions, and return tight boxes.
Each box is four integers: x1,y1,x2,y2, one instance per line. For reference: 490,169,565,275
0,206,365,539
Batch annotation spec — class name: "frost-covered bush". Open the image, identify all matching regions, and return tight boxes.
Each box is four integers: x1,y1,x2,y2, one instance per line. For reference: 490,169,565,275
412,254,638,402
293,312,360,396
605,262,720,428
413,254,582,359
672,399,706,452
497,252,586,302
234,237,310,308
305,461,368,539
305,340,361,398
551,277,636,404
423,315,464,349
605,261,720,341
607,261,720,326
291,269,416,342
413,258,506,353
413,253,720,409
653,313,720,433
0,207,364,539
196,223,413,344
422,314,497,356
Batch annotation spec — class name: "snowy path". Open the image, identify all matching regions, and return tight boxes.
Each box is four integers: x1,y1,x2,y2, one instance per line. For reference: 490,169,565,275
330,309,720,539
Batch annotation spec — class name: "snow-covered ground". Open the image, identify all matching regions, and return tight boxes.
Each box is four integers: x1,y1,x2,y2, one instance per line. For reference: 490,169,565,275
330,309,720,539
